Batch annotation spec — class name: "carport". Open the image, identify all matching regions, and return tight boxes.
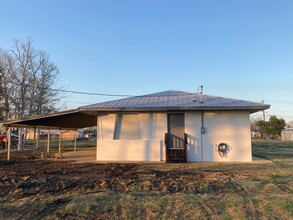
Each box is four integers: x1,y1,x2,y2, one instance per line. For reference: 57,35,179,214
1,109,97,160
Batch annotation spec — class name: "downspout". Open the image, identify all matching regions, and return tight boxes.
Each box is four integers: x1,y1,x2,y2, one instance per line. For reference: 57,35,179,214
201,111,205,161
199,85,205,161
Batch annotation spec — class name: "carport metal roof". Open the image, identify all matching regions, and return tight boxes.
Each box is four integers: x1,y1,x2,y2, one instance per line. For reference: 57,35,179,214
1,109,97,130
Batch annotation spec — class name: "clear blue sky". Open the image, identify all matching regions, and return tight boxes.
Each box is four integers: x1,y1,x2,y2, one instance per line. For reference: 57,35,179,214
1,0,293,122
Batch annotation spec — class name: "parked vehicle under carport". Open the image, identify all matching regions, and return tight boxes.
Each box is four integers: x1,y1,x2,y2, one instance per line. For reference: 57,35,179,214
0,134,18,148
76,137,89,142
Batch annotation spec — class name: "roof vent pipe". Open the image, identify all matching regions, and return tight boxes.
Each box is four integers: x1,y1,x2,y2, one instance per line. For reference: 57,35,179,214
200,85,203,104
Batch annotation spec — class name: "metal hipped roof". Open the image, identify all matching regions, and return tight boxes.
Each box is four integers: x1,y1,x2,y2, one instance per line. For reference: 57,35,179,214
79,90,270,113
1,109,97,130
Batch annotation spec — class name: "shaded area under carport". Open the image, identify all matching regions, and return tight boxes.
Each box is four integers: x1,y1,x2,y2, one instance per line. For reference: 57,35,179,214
1,109,98,161
1,109,97,130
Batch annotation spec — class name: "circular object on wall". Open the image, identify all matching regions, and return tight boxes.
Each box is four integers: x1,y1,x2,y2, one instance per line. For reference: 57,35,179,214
217,143,228,157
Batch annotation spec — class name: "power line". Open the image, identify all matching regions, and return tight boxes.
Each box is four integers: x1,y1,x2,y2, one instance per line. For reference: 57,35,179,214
51,88,133,97
7,81,197,98
9,81,134,97
7,81,293,102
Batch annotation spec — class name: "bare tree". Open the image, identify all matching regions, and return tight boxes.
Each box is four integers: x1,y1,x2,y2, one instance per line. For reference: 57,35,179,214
0,49,13,120
0,39,64,120
29,50,62,115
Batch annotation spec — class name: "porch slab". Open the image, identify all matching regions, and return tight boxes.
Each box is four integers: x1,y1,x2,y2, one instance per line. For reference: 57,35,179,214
252,156,272,163
61,150,96,163
60,150,271,164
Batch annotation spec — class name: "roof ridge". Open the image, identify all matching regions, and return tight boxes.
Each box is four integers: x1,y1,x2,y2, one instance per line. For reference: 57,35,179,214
137,90,194,97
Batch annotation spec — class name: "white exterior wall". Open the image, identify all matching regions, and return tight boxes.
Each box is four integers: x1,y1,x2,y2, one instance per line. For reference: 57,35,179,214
120,114,141,139
97,114,116,139
202,111,252,162
185,112,202,162
97,140,164,161
97,111,252,162
96,113,167,161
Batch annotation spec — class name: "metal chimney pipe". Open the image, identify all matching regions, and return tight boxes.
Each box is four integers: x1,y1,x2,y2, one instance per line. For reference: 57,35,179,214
200,85,203,104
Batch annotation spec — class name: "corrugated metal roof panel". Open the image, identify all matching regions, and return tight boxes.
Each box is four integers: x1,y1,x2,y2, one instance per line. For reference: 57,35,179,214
79,90,270,113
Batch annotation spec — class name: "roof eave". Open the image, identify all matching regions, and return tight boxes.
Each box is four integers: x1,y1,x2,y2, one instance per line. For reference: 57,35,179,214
79,105,270,114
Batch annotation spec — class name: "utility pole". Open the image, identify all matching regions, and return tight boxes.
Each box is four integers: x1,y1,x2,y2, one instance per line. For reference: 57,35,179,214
262,100,266,140
262,100,266,122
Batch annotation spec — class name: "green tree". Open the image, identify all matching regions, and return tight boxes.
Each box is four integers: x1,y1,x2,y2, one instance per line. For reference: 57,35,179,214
256,116,286,139
266,116,286,139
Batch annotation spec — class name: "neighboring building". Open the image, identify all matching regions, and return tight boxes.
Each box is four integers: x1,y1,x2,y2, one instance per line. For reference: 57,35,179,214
281,128,293,141
25,130,38,140
2,90,270,162
251,131,261,139
25,130,60,140
26,129,82,140
60,130,80,141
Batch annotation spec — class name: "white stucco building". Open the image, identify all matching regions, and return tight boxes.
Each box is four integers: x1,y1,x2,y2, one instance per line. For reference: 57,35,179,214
79,90,270,162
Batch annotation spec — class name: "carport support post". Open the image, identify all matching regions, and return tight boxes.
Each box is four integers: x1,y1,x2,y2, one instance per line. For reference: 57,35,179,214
7,126,11,161
36,128,40,150
58,129,61,155
74,130,77,152
33,127,36,156
18,128,22,151
47,129,50,153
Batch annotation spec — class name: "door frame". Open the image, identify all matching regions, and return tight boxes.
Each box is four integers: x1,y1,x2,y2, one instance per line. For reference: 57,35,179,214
166,113,187,162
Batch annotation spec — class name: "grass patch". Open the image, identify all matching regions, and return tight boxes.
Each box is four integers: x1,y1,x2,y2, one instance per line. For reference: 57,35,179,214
252,140,293,160
0,140,292,219
65,192,113,214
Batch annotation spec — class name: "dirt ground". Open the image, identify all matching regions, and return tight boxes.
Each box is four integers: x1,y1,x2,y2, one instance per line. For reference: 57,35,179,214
0,142,292,219
0,152,252,193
